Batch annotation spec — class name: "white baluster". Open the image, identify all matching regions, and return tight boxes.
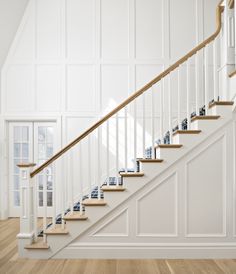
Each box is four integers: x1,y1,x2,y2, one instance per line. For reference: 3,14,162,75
142,93,146,157
213,38,219,102
160,80,164,143
116,113,119,182
79,143,83,214
151,85,155,159
177,66,181,130
204,45,209,115
43,170,47,243
88,135,92,199
97,127,101,198
168,74,172,143
106,121,110,185
133,100,137,171
61,157,65,230
186,59,191,129
195,52,199,116
69,150,74,215
124,107,128,171
52,163,56,227
33,175,38,241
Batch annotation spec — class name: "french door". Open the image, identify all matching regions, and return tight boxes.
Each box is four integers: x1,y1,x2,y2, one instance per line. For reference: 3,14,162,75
9,122,57,217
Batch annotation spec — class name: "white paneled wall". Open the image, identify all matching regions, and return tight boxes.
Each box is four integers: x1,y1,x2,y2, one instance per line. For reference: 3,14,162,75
0,0,219,217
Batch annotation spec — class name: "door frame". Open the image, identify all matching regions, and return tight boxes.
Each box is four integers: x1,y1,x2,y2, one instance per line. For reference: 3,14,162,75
0,115,62,219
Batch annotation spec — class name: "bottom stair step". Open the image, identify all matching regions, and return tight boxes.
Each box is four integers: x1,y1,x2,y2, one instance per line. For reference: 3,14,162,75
82,199,107,206
25,240,49,250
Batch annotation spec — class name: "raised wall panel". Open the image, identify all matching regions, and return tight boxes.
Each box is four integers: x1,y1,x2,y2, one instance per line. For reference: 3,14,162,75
101,0,129,59
13,4,35,62
92,209,129,236
170,0,196,59
186,136,226,236
204,0,219,38
36,66,62,112
67,0,95,60
67,65,96,112
101,65,129,111
137,173,177,236
135,0,163,59
135,65,163,116
6,65,34,112
36,0,61,60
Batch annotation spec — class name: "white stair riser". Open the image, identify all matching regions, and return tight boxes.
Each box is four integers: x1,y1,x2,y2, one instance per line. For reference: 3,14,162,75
209,105,233,116
173,134,200,146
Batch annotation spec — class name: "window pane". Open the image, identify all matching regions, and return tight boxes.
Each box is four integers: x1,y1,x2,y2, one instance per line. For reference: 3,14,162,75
38,127,46,143
46,144,53,158
38,144,46,159
14,175,20,190
47,176,53,190
22,143,29,158
39,192,43,207
22,127,29,142
14,143,21,158
38,175,43,190
14,159,20,174
14,191,20,206
47,192,53,207
14,127,21,142
46,127,53,143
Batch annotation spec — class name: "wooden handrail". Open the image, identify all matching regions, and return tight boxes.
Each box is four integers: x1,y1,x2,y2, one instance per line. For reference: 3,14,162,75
30,1,224,178
229,0,234,9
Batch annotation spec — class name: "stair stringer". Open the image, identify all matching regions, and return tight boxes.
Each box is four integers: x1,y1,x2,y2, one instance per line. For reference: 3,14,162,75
52,111,236,259
22,107,234,259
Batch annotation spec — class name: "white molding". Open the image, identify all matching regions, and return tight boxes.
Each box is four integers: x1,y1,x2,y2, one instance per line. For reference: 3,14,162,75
91,208,129,237
136,171,178,237
233,120,236,237
185,133,227,238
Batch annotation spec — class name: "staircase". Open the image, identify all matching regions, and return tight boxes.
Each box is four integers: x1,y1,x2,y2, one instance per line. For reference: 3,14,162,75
17,1,236,259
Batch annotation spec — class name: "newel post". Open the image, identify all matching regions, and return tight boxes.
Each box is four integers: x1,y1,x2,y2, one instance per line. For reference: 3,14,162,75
17,163,37,253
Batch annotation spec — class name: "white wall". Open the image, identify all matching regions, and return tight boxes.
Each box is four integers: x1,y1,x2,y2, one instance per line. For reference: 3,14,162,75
0,0,220,218
0,0,29,69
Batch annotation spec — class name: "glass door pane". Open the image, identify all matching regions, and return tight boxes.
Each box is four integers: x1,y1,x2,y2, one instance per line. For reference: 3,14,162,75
34,123,56,216
9,123,33,217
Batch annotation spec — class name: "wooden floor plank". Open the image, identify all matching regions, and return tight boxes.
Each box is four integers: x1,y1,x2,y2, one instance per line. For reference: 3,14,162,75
0,218,236,274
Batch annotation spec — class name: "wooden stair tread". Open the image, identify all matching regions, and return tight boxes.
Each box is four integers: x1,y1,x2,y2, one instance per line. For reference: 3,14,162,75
120,172,144,177
137,158,163,163
45,225,69,235
82,199,107,206
156,144,183,149
209,101,234,108
63,213,88,221
191,115,220,122
101,185,126,191
173,130,201,136
25,240,49,250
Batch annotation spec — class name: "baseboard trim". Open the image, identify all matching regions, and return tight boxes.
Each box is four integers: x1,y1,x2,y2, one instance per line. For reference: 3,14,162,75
54,243,236,259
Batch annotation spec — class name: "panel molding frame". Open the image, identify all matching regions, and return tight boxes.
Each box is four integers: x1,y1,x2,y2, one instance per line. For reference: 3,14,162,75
185,133,227,238
135,171,178,237
90,208,129,237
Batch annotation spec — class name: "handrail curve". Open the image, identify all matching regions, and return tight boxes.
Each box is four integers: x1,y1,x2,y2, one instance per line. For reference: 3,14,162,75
30,1,224,178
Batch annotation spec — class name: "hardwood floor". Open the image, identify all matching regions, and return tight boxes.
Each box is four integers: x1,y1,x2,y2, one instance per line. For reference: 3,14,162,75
0,219,236,274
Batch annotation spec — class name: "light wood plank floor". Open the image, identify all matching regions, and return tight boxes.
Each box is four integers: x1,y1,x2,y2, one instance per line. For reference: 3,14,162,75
0,218,236,273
